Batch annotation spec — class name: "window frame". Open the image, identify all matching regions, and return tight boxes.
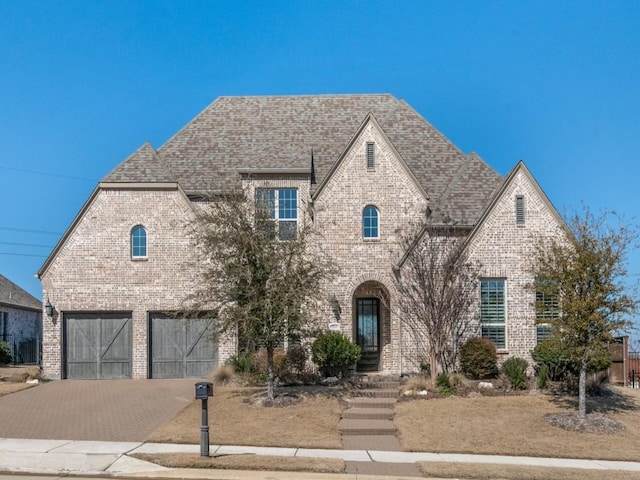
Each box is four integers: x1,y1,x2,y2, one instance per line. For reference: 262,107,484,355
535,278,560,344
480,278,506,349
131,225,148,259
255,188,298,241
362,205,380,240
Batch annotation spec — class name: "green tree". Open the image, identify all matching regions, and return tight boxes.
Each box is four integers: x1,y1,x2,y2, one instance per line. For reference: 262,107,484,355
189,188,337,401
533,209,638,419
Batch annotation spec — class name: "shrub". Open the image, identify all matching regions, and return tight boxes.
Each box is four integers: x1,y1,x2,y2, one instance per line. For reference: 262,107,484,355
0,341,11,366
459,338,497,379
537,364,549,389
252,348,287,377
212,364,235,385
228,351,256,374
401,375,430,395
501,357,529,390
531,341,573,381
436,373,454,396
286,344,308,374
311,331,361,378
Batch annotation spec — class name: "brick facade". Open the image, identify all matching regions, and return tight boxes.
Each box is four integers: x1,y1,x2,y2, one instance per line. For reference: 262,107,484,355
38,98,564,379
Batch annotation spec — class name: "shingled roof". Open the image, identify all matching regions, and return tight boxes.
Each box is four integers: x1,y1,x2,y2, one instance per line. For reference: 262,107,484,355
0,274,41,311
103,94,503,225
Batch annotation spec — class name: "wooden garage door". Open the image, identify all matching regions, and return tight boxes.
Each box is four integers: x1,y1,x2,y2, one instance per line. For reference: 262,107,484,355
64,313,132,379
150,314,217,378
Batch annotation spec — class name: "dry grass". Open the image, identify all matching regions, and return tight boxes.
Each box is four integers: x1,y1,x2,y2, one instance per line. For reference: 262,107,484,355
146,385,344,448
132,453,345,474
0,366,40,397
396,386,640,461
418,462,640,480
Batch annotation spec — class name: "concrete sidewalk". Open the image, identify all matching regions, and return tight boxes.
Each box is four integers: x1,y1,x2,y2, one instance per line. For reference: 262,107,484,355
2,438,640,479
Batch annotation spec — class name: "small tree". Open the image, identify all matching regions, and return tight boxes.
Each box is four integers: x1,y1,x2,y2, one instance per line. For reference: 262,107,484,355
533,209,638,419
189,189,337,401
395,224,480,376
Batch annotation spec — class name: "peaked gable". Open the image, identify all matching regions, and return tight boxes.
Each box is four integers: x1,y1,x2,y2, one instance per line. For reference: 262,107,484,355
102,94,501,224
0,274,41,310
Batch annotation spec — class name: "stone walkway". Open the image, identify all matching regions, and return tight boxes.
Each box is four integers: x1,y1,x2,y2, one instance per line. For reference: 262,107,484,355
339,375,422,477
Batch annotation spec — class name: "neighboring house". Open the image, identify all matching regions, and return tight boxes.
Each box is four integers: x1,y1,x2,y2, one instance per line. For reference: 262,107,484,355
37,94,565,380
0,274,42,365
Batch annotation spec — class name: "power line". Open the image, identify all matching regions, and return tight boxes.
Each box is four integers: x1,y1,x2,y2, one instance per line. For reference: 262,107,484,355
0,227,62,236
0,252,48,258
0,241,53,248
0,165,95,182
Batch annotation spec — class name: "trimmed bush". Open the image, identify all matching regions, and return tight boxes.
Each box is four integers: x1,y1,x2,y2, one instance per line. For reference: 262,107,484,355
228,351,256,374
459,338,498,379
0,341,11,366
311,332,361,378
501,357,529,390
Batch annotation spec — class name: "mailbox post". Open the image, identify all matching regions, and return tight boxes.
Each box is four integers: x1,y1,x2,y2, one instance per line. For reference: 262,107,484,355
195,381,213,457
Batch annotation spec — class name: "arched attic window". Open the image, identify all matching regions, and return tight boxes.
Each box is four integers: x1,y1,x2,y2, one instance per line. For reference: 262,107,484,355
131,225,148,259
363,206,379,239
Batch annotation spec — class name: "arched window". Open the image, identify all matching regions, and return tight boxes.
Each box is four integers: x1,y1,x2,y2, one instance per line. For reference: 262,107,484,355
362,206,379,239
131,225,147,258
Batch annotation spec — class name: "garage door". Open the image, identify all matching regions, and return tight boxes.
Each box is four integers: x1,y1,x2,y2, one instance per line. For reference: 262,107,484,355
64,313,132,379
150,314,217,378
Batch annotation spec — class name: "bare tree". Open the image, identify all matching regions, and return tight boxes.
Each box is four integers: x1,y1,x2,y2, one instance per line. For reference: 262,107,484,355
533,208,638,419
394,224,480,377
188,189,337,401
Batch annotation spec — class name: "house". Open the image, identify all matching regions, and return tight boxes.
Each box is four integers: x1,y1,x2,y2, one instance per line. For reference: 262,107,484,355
37,94,565,380
0,274,42,365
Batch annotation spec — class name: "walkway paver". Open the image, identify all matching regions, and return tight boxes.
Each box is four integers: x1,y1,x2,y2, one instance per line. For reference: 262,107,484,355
0,378,197,441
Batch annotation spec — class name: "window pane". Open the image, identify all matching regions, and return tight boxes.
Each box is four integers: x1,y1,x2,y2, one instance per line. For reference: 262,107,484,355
482,325,505,349
536,324,553,344
480,279,504,323
363,206,379,238
278,189,297,220
132,226,147,258
279,221,297,240
256,189,276,219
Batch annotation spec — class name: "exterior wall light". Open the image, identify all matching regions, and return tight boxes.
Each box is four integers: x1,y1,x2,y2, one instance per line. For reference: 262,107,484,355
45,299,55,317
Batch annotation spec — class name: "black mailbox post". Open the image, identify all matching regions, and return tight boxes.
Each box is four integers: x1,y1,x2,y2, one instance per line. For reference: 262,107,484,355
195,381,213,457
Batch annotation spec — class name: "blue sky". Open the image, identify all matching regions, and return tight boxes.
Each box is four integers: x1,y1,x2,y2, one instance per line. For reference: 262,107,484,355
1,2,639,317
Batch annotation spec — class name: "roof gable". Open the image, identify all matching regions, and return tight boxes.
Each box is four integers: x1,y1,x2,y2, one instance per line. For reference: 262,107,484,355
0,274,41,310
102,94,502,223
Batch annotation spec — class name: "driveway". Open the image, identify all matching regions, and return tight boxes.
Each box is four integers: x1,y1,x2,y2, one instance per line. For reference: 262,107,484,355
0,379,197,441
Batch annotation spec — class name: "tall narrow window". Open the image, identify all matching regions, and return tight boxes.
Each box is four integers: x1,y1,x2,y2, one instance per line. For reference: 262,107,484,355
515,195,525,225
363,205,379,239
131,225,147,258
366,142,375,170
480,278,506,349
255,188,298,240
535,278,559,344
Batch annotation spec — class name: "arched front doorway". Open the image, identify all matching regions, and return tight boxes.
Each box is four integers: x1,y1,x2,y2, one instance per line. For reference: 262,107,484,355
353,281,390,372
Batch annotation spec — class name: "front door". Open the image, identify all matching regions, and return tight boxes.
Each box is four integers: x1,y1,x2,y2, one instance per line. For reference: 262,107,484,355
356,298,380,371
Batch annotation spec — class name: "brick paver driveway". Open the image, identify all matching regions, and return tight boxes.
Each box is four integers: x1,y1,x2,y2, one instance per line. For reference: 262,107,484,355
0,379,197,441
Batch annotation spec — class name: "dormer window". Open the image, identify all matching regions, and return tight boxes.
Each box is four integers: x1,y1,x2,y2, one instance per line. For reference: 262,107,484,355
366,142,375,170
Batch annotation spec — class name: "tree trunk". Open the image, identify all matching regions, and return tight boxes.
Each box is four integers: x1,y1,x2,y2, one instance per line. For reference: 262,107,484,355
266,346,275,401
429,350,439,382
578,360,587,420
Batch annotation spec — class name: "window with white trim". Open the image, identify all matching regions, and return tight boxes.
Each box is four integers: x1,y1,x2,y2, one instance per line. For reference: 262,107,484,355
535,278,559,344
480,278,506,349
131,225,147,259
362,205,379,239
255,188,298,240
